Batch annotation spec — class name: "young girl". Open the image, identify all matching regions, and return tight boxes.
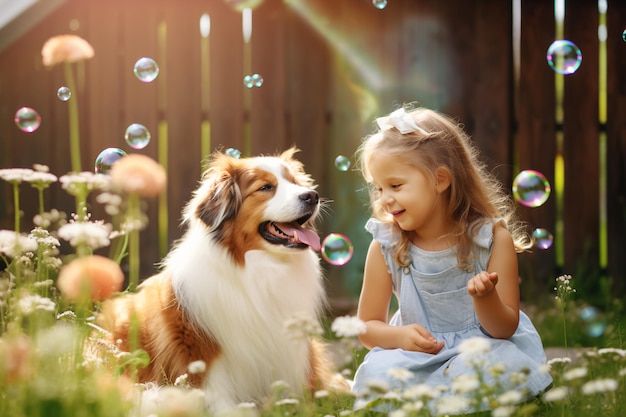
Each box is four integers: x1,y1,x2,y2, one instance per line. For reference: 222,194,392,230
352,106,552,412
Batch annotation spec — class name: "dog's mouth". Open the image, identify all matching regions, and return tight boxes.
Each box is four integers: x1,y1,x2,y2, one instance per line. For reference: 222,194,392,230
259,213,320,251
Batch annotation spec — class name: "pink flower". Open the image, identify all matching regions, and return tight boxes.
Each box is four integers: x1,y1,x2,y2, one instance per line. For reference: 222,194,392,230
109,154,167,198
41,34,94,67
57,255,124,302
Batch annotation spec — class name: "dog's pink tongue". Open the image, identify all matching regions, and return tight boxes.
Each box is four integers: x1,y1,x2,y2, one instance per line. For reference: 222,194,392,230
280,224,321,252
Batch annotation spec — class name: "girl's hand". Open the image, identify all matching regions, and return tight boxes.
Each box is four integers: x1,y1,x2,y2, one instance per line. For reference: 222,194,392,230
468,271,498,297
397,324,445,354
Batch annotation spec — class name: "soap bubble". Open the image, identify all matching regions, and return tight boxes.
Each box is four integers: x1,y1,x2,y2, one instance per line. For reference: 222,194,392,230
243,73,264,88
57,86,71,101
133,57,159,82
512,170,551,208
532,228,553,250
14,107,41,133
373,0,388,9
321,233,354,266
334,155,351,172
225,148,241,159
622,29,626,42
124,123,151,150
95,148,128,174
546,40,582,75
579,306,607,338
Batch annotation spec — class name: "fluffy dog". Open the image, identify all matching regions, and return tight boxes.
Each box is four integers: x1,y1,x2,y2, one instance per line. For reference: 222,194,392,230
94,148,346,414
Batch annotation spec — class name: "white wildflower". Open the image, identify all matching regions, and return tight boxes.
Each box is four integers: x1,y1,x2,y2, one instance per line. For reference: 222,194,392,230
458,337,490,359
314,389,329,399
139,386,205,417
493,405,516,417
387,367,413,383
0,168,34,183
331,315,367,338
451,374,480,394
284,312,323,339
598,347,626,357
57,220,112,249
365,378,389,393
497,390,524,405
488,362,507,376
581,378,618,395
562,366,587,381
275,398,299,406
509,370,529,384
402,383,437,401
383,391,400,400
401,400,424,412
173,373,189,386
0,230,38,258
17,294,56,314
389,410,406,417
59,171,110,196
35,323,76,356
435,395,471,415
25,170,58,187
619,368,626,377
339,411,353,417
543,386,569,402
187,360,206,374
546,356,571,367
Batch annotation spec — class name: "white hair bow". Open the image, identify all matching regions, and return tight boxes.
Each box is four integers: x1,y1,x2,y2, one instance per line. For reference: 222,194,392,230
376,108,428,135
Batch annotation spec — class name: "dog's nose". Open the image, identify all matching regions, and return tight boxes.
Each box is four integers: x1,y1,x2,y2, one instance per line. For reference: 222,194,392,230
299,190,319,206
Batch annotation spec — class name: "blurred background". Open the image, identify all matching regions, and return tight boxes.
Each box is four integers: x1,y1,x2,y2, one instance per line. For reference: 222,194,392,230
1,0,625,318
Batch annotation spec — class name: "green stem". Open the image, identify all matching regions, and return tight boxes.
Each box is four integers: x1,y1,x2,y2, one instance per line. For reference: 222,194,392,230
64,61,82,173
37,187,45,219
12,182,20,233
561,308,568,355
128,194,140,292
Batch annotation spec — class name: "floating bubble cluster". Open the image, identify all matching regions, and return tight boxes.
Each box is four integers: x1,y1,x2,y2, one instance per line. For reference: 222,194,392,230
124,123,151,150
532,228,554,250
546,40,582,75
57,86,72,101
225,148,241,159
14,107,41,133
243,74,264,88
321,233,354,266
372,0,388,10
133,57,159,82
512,170,551,208
579,306,607,338
334,155,350,172
95,148,128,174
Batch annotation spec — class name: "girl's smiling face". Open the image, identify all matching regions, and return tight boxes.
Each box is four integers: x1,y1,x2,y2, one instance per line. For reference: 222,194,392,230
368,152,449,238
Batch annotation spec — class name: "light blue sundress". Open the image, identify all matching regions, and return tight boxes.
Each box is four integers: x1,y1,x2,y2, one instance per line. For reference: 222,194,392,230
352,218,553,412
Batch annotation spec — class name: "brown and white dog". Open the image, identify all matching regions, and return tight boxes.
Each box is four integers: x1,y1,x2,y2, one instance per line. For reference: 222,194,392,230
94,148,346,414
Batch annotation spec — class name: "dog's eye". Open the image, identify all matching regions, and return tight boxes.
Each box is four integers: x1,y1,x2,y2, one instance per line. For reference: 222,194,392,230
258,184,274,192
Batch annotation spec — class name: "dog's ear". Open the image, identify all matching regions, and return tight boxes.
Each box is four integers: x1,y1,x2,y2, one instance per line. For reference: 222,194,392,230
280,147,316,189
185,156,242,231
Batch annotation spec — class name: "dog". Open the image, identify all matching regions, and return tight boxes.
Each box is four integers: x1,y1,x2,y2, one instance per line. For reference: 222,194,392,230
93,148,346,414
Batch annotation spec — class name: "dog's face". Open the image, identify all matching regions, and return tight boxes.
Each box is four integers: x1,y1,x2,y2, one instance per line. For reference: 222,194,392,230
184,148,321,264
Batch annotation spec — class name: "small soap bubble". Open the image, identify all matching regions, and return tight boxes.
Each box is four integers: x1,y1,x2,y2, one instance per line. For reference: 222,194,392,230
335,155,351,172
95,148,128,174
14,107,41,133
373,0,388,10
512,170,551,208
532,228,553,250
622,29,626,42
243,74,263,88
124,123,151,150
133,57,159,82
546,40,582,75
225,148,241,159
578,306,607,338
57,86,71,101
321,233,354,266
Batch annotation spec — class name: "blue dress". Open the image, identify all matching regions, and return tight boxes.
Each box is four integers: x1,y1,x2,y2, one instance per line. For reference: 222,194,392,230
352,219,553,412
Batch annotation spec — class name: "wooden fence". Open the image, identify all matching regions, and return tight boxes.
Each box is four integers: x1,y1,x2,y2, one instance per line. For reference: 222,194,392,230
0,0,625,311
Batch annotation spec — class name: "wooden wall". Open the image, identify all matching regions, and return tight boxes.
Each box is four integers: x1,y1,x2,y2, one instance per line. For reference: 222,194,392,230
0,0,625,310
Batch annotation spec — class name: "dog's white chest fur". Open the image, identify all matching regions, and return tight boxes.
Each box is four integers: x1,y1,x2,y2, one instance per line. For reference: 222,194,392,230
169,227,324,411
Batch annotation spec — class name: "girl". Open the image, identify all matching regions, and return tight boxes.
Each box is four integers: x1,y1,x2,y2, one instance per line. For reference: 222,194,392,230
352,106,552,412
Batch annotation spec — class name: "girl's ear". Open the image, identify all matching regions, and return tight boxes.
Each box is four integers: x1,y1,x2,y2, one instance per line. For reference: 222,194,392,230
434,166,451,193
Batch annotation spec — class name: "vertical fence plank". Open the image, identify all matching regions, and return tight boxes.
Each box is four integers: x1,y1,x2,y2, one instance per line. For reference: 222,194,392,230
516,0,557,295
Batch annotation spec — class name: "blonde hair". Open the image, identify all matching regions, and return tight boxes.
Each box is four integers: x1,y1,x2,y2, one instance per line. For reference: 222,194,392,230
357,107,531,270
